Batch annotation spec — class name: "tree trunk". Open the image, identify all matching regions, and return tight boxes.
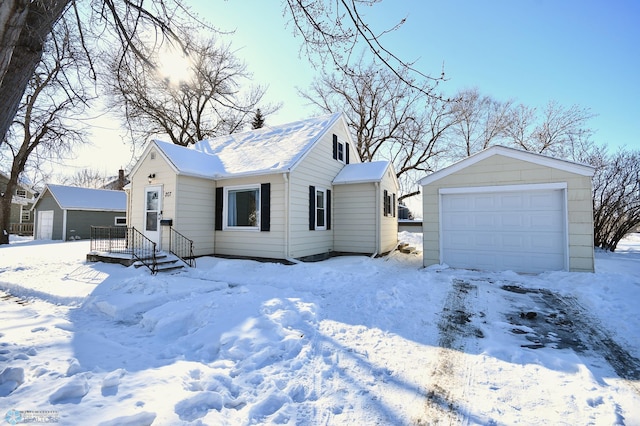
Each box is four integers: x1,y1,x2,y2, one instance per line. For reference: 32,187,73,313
0,0,29,87
0,0,69,144
0,179,18,245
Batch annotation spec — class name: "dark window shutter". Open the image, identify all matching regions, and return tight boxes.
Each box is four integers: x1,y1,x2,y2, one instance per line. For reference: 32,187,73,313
326,189,332,230
345,144,350,164
383,189,388,216
332,134,338,160
392,193,396,217
309,185,316,230
260,183,270,231
215,187,223,230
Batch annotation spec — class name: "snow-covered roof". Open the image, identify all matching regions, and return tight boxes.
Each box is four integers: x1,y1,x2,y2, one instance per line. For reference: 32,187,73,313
152,113,344,179
40,184,126,211
333,161,392,185
418,145,595,186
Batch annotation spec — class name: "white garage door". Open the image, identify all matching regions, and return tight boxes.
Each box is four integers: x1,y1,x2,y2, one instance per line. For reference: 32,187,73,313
37,210,54,240
441,188,566,273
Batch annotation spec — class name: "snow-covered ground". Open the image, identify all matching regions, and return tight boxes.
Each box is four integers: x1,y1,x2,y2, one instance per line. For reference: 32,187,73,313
1,232,639,425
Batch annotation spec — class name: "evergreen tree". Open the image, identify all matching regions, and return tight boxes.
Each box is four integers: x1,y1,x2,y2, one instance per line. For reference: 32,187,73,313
251,109,265,129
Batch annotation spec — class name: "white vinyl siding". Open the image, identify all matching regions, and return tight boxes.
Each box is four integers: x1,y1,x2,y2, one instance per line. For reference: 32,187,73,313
129,148,177,251
175,175,215,256
214,174,285,259
289,127,354,258
333,183,376,253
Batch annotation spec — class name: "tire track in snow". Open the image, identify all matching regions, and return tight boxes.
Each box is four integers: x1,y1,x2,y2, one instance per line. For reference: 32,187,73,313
421,279,481,425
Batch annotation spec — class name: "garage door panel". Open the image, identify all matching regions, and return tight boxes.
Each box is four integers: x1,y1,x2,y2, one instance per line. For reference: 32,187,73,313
441,189,566,273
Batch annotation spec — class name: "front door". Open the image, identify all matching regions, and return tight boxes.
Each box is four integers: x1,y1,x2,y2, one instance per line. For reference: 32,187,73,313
144,186,162,246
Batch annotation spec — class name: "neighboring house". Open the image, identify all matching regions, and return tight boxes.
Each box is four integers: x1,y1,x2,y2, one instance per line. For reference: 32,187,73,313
419,145,595,274
103,169,130,191
127,113,399,261
0,171,37,234
32,184,127,240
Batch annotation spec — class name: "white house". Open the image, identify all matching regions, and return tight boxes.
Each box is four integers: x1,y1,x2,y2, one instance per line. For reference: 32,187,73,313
127,113,400,261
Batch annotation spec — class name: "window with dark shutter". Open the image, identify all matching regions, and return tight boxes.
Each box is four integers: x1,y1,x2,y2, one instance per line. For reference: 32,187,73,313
327,189,332,230
215,187,223,230
332,135,338,160
261,183,270,231
309,185,316,230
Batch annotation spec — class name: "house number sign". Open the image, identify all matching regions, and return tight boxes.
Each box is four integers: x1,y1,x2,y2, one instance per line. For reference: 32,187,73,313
165,191,172,197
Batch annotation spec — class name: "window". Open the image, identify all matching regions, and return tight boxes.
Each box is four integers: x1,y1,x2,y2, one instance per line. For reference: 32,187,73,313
21,209,30,222
383,190,396,217
115,217,127,226
332,134,349,164
225,186,260,229
16,189,27,198
309,186,331,230
316,189,326,229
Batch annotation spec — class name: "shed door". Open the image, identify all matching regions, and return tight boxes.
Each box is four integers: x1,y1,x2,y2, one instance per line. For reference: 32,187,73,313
441,189,566,273
37,210,54,240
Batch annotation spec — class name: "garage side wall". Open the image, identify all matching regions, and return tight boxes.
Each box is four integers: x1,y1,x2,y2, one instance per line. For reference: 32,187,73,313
422,155,594,272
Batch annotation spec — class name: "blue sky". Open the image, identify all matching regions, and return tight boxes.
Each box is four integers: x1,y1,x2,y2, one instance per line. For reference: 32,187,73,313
196,0,639,150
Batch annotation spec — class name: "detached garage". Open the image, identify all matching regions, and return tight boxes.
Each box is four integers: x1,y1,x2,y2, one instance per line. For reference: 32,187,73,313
33,184,126,241
420,146,595,273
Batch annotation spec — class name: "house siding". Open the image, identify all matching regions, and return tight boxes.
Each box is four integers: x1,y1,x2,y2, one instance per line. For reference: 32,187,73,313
333,183,376,253
422,154,594,272
214,174,285,259
288,121,357,258
380,168,400,254
128,147,179,251
175,175,215,256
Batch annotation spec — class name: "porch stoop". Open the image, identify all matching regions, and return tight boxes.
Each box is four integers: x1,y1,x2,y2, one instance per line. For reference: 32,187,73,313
133,252,186,273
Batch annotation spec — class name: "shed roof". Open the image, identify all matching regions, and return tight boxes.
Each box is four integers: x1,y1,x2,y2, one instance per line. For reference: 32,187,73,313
37,184,126,211
149,113,346,179
418,145,595,186
333,161,392,185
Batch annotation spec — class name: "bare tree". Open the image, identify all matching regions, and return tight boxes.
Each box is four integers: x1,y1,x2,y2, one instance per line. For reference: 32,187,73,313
283,0,446,97
504,101,595,157
106,34,275,146
300,59,457,200
449,88,513,159
590,148,640,252
61,168,110,189
0,19,92,244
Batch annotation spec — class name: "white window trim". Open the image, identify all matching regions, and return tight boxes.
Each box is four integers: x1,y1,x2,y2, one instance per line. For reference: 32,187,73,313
337,142,344,163
114,216,127,226
315,187,327,230
223,184,261,231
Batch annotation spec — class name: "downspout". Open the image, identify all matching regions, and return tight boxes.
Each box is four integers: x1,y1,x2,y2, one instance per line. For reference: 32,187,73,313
62,209,67,241
371,182,380,258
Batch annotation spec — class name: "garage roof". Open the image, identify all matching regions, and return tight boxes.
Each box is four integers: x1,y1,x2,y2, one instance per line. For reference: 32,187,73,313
35,184,126,212
419,145,595,186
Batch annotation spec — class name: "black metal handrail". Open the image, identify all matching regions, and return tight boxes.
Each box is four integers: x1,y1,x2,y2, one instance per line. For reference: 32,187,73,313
169,227,196,268
90,226,158,274
128,227,158,274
